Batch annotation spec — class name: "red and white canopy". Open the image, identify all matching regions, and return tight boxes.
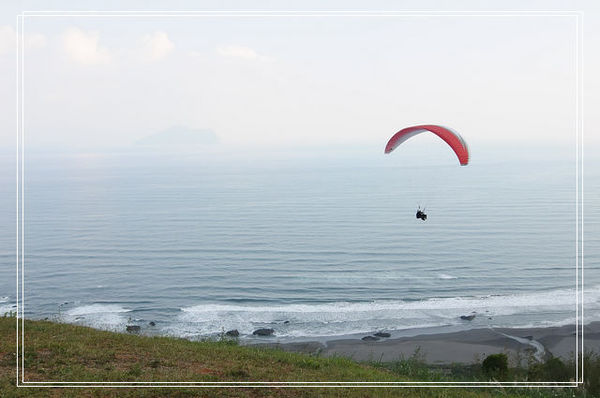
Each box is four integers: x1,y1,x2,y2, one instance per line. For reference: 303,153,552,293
384,125,469,166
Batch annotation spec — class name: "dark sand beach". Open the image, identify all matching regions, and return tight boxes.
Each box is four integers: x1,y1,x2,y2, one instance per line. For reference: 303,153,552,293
254,322,600,365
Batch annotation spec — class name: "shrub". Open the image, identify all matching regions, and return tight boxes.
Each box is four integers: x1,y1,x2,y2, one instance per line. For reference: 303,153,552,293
528,356,571,382
583,351,600,396
482,353,508,380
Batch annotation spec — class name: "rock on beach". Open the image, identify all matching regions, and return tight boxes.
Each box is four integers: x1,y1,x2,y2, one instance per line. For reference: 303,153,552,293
253,328,275,336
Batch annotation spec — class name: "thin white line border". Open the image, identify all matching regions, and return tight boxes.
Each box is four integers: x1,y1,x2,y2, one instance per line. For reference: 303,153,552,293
15,9,584,389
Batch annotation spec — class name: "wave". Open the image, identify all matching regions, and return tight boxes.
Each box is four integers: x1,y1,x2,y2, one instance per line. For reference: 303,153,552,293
181,286,596,315
61,304,131,331
0,303,16,315
54,286,599,340
438,274,458,280
169,286,599,339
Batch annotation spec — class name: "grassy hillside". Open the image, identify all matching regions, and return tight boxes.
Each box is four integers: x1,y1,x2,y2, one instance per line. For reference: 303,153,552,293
0,316,594,397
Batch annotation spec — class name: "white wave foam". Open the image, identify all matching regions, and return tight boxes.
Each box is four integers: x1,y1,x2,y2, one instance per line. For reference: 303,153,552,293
65,304,130,316
182,287,597,315
438,274,457,280
500,317,579,330
62,304,131,331
170,286,600,339
0,303,16,315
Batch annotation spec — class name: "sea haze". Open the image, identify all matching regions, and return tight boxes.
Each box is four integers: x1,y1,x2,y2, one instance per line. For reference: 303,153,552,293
1,148,597,341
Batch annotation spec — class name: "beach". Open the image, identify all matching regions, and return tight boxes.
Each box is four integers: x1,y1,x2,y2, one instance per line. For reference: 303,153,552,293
254,322,600,365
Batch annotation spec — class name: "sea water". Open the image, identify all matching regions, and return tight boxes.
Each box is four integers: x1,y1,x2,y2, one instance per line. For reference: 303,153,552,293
0,147,598,341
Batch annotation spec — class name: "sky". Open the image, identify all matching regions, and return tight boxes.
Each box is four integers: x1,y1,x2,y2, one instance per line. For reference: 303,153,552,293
0,0,598,159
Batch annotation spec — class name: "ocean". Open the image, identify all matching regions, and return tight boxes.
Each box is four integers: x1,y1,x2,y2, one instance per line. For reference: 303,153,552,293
1,147,598,341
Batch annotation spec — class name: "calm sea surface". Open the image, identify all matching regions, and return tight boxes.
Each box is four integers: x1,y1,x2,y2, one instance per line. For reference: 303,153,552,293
1,149,598,341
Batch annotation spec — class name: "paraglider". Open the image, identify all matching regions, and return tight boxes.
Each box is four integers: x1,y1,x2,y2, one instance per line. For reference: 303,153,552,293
384,125,469,166
384,125,469,220
416,206,427,221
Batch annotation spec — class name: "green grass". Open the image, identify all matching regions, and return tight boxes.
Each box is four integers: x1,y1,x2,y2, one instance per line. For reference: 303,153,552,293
0,316,596,397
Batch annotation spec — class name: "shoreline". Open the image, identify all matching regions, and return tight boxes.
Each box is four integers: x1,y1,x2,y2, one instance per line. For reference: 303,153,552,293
249,321,600,365
16,308,600,366
5,317,597,397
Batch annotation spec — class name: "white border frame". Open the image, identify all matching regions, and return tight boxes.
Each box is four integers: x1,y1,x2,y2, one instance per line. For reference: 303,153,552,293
15,9,584,389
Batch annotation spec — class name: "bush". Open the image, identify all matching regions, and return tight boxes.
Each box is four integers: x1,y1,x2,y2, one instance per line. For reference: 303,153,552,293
482,353,508,380
528,356,571,382
583,351,600,396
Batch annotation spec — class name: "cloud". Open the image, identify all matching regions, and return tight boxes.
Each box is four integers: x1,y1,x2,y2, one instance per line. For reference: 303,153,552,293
25,33,47,49
217,45,264,60
0,26,47,56
62,27,110,65
0,25,16,55
142,31,174,61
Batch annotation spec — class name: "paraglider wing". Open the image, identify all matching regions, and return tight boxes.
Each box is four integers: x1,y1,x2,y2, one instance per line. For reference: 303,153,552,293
384,125,469,165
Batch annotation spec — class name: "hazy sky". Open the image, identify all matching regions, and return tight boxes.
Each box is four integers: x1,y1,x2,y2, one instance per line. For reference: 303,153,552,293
0,0,598,157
